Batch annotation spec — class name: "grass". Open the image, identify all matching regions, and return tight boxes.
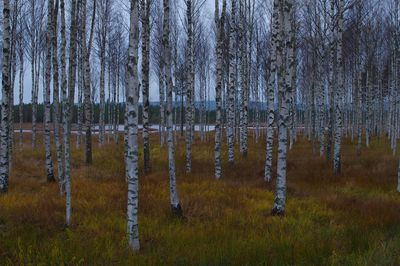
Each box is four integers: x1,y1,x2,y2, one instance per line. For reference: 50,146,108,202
1,130,400,265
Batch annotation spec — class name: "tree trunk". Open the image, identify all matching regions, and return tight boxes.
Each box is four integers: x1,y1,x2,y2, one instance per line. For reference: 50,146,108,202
164,0,182,214
185,0,194,173
52,0,64,182
44,0,56,182
214,0,226,179
239,1,247,157
318,65,325,157
18,31,24,147
31,3,37,150
159,65,165,147
76,47,83,149
142,0,151,173
81,0,96,165
64,0,79,225
98,0,109,146
272,0,294,216
0,0,11,193
126,0,140,251
264,0,279,182
333,0,344,175
227,0,236,166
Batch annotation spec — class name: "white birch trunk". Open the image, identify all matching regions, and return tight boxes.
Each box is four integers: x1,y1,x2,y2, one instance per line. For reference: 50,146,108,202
82,0,96,165
326,0,335,161
214,0,226,179
318,67,325,157
64,0,79,224
44,0,56,182
272,0,293,216
18,31,24,147
264,0,279,182
142,0,151,173
333,0,344,175
227,0,236,165
239,1,247,157
126,0,140,251
159,63,166,147
52,0,64,182
0,0,11,193
98,0,109,146
163,0,182,214
185,0,194,173
31,3,37,150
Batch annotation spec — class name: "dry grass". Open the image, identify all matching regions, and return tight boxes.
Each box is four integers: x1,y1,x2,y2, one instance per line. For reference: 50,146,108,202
1,130,400,265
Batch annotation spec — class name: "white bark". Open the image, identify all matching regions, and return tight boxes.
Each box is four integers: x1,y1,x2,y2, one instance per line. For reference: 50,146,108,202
317,67,325,157
9,0,18,165
164,0,182,213
272,0,293,215
98,0,110,146
333,0,344,175
76,52,83,149
227,0,236,165
214,0,226,179
142,0,151,173
185,0,194,173
264,0,279,182
64,0,79,224
44,0,56,182
82,0,96,165
30,1,38,149
126,0,140,251
0,0,11,193
52,0,64,182
18,27,24,147
239,1,247,157
58,0,68,194
159,65,166,147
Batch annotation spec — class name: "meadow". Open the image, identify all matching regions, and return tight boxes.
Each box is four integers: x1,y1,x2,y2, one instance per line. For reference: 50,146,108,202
1,130,400,265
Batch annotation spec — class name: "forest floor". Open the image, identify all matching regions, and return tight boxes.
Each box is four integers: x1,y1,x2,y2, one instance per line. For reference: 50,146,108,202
1,130,400,265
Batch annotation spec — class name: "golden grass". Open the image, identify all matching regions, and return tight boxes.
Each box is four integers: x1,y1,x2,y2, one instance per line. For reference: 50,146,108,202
1,131,400,265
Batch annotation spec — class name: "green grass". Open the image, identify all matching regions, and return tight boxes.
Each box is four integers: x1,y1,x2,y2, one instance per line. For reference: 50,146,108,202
1,132,400,265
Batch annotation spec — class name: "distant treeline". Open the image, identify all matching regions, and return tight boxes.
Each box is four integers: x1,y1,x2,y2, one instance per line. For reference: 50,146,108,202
11,103,216,125
9,102,295,126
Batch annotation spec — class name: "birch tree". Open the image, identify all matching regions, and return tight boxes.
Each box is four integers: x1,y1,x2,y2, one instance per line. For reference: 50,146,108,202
52,0,63,182
185,0,194,173
152,2,166,147
44,0,56,182
238,1,248,157
25,0,45,149
17,9,24,147
214,0,226,179
141,0,151,173
164,0,182,214
64,0,79,225
272,0,294,216
126,0,140,250
0,0,12,193
81,0,97,165
9,0,23,162
96,0,112,146
264,0,280,182
333,0,344,174
326,0,336,161
227,0,236,166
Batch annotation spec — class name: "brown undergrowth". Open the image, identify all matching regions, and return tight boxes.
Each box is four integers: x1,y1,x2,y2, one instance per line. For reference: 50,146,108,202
0,130,399,265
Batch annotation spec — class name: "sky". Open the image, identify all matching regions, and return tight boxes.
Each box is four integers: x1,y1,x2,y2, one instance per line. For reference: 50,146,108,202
10,0,217,104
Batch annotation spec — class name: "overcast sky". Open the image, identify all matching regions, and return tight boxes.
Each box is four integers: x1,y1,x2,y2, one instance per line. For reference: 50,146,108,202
9,0,218,104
